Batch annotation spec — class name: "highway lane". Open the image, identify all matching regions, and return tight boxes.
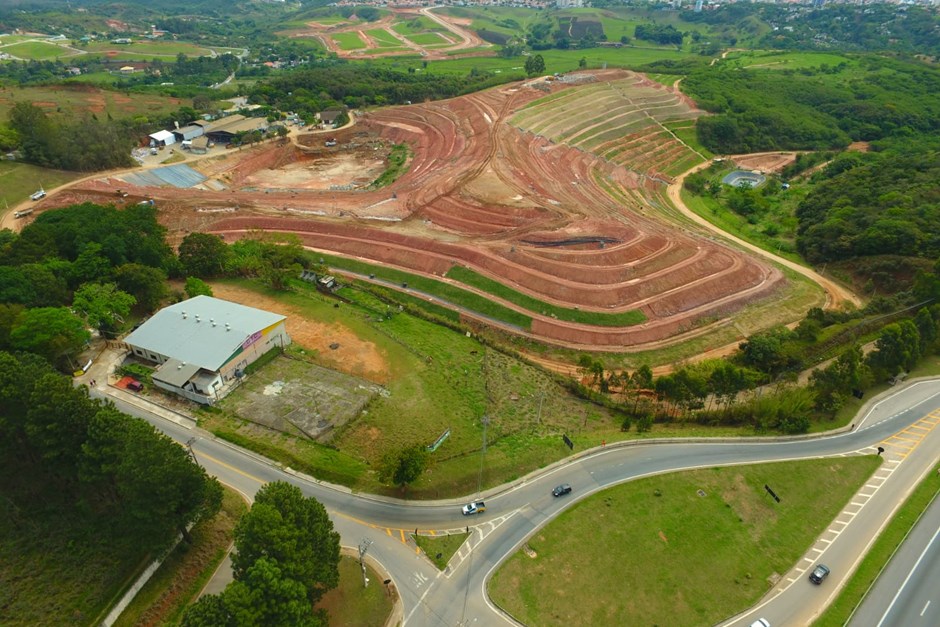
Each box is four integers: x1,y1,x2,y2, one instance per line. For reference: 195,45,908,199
97,379,940,626
849,493,940,627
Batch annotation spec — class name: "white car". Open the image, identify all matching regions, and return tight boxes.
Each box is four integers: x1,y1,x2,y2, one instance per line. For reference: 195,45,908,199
30,190,46,201
749,619,770,627
461,501,486,516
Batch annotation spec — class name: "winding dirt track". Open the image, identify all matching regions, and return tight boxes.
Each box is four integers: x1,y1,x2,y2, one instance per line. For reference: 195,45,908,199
666,161,861,309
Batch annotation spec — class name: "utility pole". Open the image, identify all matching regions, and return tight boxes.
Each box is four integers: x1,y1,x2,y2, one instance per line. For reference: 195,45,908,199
185,437,198,464
358,538,373,587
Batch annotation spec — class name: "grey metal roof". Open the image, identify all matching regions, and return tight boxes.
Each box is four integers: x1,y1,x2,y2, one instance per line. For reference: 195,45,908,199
153,358,201,387
125,296,286,372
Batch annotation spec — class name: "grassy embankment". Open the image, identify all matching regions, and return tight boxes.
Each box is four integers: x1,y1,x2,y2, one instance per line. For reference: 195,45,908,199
490,456,882,626
0,161,82,210
370,143,410,188
199,278,765,499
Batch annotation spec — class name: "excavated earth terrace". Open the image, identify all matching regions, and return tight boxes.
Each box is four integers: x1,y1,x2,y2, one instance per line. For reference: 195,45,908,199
54,69,784,350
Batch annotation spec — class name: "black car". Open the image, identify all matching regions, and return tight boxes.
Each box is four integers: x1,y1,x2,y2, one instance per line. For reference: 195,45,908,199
552,483,572,497
809,564,830,584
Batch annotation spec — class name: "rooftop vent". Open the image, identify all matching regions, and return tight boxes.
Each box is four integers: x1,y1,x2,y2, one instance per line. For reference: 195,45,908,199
182,310,187,319
211,318,216,327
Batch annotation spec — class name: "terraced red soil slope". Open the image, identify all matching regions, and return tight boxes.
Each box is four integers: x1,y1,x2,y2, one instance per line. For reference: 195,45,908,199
58,69,784,350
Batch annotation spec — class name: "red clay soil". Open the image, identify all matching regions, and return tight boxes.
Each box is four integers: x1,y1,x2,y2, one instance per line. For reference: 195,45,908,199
53,69,784,351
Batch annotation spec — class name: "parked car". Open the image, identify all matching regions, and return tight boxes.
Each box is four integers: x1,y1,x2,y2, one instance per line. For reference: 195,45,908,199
461,501,485,516
809,564,830,584
552,483,572,497
127,379,144,392
749,619,770,627
30,189,46,201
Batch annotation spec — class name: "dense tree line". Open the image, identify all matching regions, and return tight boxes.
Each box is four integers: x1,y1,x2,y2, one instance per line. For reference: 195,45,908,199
248,63,519,115
634,24,684,46
795,144,940,263
7,102,135,171
675,55,940,154
0,203,174,365
0,350,222,553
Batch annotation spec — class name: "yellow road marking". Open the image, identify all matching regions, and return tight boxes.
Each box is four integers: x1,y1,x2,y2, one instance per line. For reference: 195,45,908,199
400,529,406,543
200,451,265,484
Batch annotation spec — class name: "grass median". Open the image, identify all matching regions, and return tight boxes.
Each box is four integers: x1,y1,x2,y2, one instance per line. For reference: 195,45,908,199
489,456,881,626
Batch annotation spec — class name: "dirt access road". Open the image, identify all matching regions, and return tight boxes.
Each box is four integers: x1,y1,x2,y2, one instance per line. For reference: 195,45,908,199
667,160,862,309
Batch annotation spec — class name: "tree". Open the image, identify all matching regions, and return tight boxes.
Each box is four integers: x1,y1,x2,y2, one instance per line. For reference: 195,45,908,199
178,233,230,278
867,320,921,378
181,594,234,627
223,558,325,627
524,54,546,77
231,481,340,605
185,276,214,298
738,327,798,376
109,417,223,549
578,57,587,69
114,263,168,312
9,307,89,367
72,282,136,332
913,307,938,354
382,444,429,487
810,344,868,413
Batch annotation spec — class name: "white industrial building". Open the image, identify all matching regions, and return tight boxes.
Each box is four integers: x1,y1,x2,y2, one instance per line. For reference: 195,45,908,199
124,296,290,404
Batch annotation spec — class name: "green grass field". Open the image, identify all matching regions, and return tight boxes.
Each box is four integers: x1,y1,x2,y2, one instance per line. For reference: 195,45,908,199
1,40,74,60
392,16,444,35
0,162,82,210
81,40,212,57
333,31,367,51
414,532,470,570
490,456,882,626
366,28,403,47
316,556,394,626
407,32,449,46
721,50,857,72
372,45,687,75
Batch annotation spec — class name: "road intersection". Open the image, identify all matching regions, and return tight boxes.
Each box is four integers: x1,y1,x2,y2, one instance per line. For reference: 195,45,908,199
96,377,940,626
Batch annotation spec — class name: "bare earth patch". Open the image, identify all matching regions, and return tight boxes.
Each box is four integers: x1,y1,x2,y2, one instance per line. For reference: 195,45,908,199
209,283,390,383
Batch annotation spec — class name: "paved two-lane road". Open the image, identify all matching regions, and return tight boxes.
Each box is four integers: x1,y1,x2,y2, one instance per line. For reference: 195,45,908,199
98,378,940,626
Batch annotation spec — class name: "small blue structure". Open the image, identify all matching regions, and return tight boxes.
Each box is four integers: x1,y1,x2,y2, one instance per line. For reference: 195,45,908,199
722,170,767,188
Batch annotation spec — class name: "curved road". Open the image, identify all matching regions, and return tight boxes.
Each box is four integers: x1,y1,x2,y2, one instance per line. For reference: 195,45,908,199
667,162,861,309
100,377,940,626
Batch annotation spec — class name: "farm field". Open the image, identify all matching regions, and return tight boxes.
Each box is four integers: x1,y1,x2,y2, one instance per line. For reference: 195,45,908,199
0,83,185,121
54,68,802,354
